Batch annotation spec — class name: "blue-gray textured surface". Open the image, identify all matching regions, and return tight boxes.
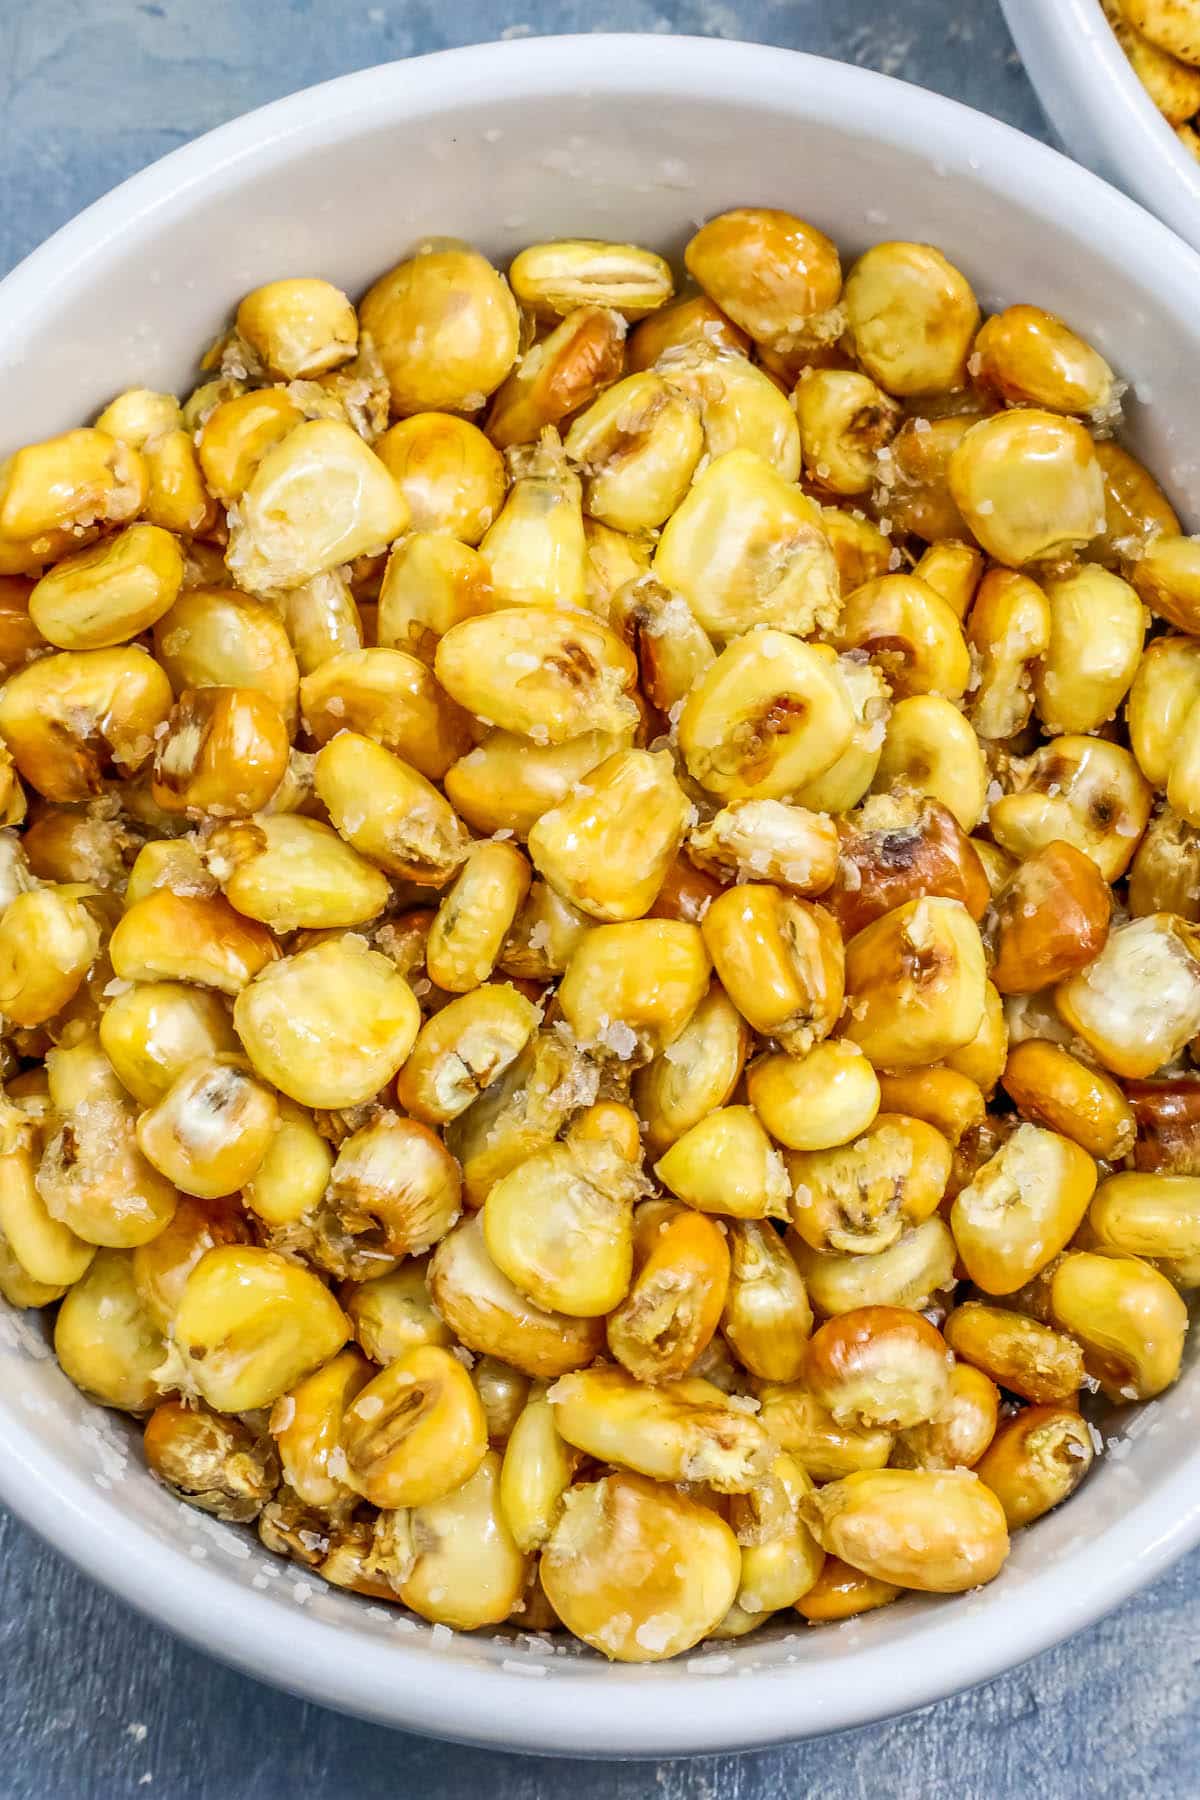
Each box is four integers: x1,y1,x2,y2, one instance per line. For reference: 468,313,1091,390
1,1,1198,1794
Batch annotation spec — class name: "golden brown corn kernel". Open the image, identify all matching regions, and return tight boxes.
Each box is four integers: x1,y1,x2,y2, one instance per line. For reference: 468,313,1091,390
843,242,977,395
628,295,749,371
605,574,715,717
171,1244,349,1411
943,1300,1085,1403
941,978,1014,1099
583,515,653,616
436,605,638,744
795,1555,900,1623
966,566,1052,741
361,241,520,414
876,1066,984,1146
0,886,101,1027
948,410,1105,565
428,1213,604,1377
141,429,218,539
110,889,278,993
558,918,710,1062
805,1306,953,1431
685,208,841,352
542,1471,739,1662
94,388,181,448
872,693,988,834
817,506,893,596
990,735,1151,882
633,982,749,1153
701,885,843,1055
827,794,989,941
28,523,183,652
913,540,983,620
0,1227,65,1307
656,1105,790,1221
381,1448,529,1629
718,1219,811,1382
1056,912,1200,1079
679,630,855,802
445,1026,589,1209
130,1193,249,1332
196,389,306,507
0,1145,94,1289
374,536,494,671
656,348,801,478
755,1378,894,1480
499,1385,577,1552
793,368,901,496
19,801,132,890
135,1057,277,1199
373,415,506,547
1050,1248,1187,1401
1088,1172,1200,1269
274,570,363,675
1034,564,1145,737
395,984,539,1124
1127,1079,1200,1174
564,372,703,533
0,575,47,673
150,687,290,820
483,1136,648,1316
973,305,1115,415
788,1113,952,1256
341,1257,451,1362
54,1248,164,1412
310,1112,461,1276
607,1204,730,1382
837,572,971,700
950,1122,1097,1295
842,895,987,1071
688,800,839,896
500,880,592,983
788,656,890,818
892,1361,999,1472
790,1215,957,1319
0,646,172,803
425,840,531,993
647,851,725,926
550,1365,773,1492
486,306,626,451
204,815,389,933
446,728,627,842
301,645,471,783
269,1346,370,1515
0,428,145,553
803,1467,1008,1593
234,935,419,1108
341,1343,488,1509
975,1404,1094,1529
528,748,688,924
654,450,840,641
991,840,1112,995
122,834,224,903
472,1355,530,1447
746,1042,877,1155
728,1451,824,1619
1090,439,1179,569
1129,535,1200,637
154,587,299,730
313,731,469,886
879,414,976,542
476,429,588,611
145,1400,279,1522
236,278,357,379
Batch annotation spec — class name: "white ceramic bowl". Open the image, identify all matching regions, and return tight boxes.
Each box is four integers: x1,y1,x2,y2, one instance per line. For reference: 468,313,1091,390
1001,0,1200,251
3,33,1200,1759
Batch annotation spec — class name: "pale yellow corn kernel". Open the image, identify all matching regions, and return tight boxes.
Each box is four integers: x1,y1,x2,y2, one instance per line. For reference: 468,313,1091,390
341,1257,452,1363
196,389,305,508
510,239,673,321
154,586,299,730
746,1043,880,1154
141,429,217,538
0,1145,94,1288
949,411,1105,565
37,1032,178,1248
684,206,841,352
1129,637,1200,792
787,1112,952,1256
843,242,977,395
720,1218,812,1382
232,1096,328,1230
471,1355,530,1448
483,1136,647,1316
1131,533,1200,634
1089,1172,1200,1263
130,1193,249,1333
385,1449,529,1630
836,573,971,701
606,1202,729,1382
793,367,901,496
428,1213,604,1377
701,884,844,1055
892,1361,999,1473
236,278,357,379
654,1105,789,1222
557,918,710,1062
234,936,419,1109
359,236,519,412
842,894,987,1071
656,348,800,480
144,1399,279,1523
804,1305,953,1431
301,643,471,783
653,449,840,641
150,686,290,820
445,727,630,841
1051,1248,1187,1401
444,1028,592,1209
397,984,541,1128
789,1215,957,1318
950,1122,1097,1296
499,880,593,982
340,1342,488,1509
0,744,27,832
170,1244,348,1411
225,419,407,595
1091,438,1180,569
875,1066,984,1146
375,534,494,669
0,1226,66,1307
275,570,362,675
435,605,638,744
1055,913,1200,1079
135,1057,277,1199
632,982,748,1154
790,655,892,816
974,1404,1094,1530
1167,697,1200,827
550,1365,774,1493
943,1301,1085,1403
542,1471,739,1661
0,886,100,1028
527,748,688,924
755,1379,894,1481
965,566,1053,741
1034,564,1145,737
270,1346,370,1514
0,646,171,804
804,1467,1008,1593
817,506,893,596
478,428,588,611
0,830,36,915
204,815,388,934
688,800,838,896
110,889,278,993
564,372,703,533
729,1452,824,1617
990,736,1151,883
872,693,988,833
973,841,1019,903
485,306,628,450
628,294,749,372
500,1386,577,1553
583,516,655,616
1002,1039,1135,1164
913,541,983,620
28,523,183,653
425,840,531,993
54,1248,164,1412
312,732,468,887
973,305,1116,414
1124,0,1200,63
94,388,182,447
0,428,146,550
678,630,856,802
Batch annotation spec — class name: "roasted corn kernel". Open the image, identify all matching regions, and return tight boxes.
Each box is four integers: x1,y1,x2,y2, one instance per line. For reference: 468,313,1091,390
145,1400,279,1522
1056,912,1200,1078
361,241,520,415
428,1213,604,1377
1035,564,1145,737
803,1305,953,1431
549,1365,773,1493
557,918,710,1062
0,646,172,802
54,1248,164,1412
842,895,987,1071
803,1468,1009,1593
135,1056,277,1199
1050,1248,1187,1401
701,884,844,1055
606,1204,731,1382
843,242,978,396
154,587,299,729
989,735,1152,883
789,1215,957,1318
483,1135,647,1317
788,1113,952,1255
950,1122,1097,1295
110,889,278,993
966,566,1053,741
528,748,688,922
944,1300,1085,1403
655,1105,790,1221
313,731,469,885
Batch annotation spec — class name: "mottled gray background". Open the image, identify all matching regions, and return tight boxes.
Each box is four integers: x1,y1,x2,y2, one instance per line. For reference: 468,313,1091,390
1,0,1197,1794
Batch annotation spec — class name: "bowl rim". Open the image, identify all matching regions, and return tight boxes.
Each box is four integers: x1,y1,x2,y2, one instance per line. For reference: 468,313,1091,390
1000,0,1200,250
4,31,1200,1758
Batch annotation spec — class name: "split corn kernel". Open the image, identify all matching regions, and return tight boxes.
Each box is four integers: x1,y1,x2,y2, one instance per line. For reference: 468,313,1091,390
269,1346,369,1514
687,799,839,896
659,348,801,479
565,372,704,533
145,1400,279,1523
1055,912,1200,1078
510,239,673,321
872,693,988,833
988,735,1152,884
966,567,1053,742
